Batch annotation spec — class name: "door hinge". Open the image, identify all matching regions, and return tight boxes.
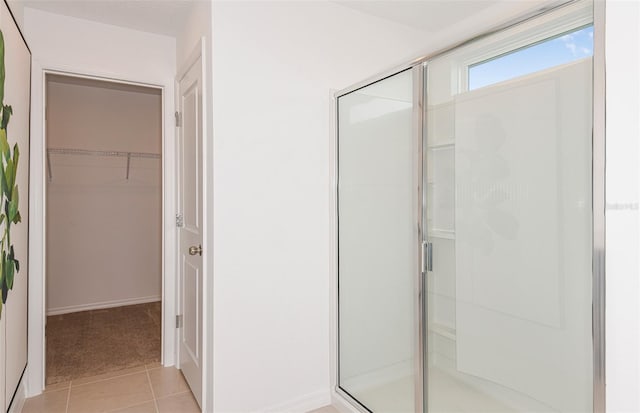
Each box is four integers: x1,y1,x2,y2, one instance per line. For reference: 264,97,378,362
175,111,182,128
176,314,183,328
176,213,184,228
422,241,433,273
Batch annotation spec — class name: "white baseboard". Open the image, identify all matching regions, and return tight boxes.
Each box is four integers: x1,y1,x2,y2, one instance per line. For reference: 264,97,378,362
47,295,161,315
7,371,26,413
260,389,331,413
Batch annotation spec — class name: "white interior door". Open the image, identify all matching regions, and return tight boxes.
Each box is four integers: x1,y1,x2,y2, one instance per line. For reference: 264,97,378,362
177,53,203,408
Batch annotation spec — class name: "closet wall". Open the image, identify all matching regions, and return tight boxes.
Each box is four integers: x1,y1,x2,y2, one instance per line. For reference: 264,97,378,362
46,76,162,315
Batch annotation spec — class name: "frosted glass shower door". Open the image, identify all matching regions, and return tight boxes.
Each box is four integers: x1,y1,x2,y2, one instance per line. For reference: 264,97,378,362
424,5,594,411
337,68,420,413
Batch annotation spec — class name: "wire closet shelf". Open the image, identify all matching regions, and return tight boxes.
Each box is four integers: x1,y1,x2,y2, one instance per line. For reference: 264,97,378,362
46,147,161,181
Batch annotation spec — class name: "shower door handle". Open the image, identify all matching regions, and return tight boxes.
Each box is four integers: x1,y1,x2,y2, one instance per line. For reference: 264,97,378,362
421,241,433,273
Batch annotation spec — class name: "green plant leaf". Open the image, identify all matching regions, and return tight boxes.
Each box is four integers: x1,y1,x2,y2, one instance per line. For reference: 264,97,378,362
5,158,13,196
0,128,8,161
6,257,14,291
12,143,19,178
1,250,6,302
0,159,6,199
1,278,7,303
9,195,18,224
8,187,18,223
1,105,11,131
12,211,20,224
14,258,19,273
0,30,5,105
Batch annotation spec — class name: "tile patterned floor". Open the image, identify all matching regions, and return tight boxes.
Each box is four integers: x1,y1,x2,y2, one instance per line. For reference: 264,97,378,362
23,364,199,413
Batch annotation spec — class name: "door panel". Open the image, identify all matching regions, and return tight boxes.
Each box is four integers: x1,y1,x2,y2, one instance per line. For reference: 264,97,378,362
183,259,200,362
177,54,203,408
455,62,592,412
424,11,594,413
337,69,420,413
182,87,199,231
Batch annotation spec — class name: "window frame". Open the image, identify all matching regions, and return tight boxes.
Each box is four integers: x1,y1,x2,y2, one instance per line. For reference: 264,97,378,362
454,1,593,92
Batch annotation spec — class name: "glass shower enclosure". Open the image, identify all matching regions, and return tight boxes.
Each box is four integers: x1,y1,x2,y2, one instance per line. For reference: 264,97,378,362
338,67,423,413
335,1,603,412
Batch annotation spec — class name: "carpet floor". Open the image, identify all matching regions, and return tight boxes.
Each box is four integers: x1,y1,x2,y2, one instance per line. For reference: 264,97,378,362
46,301,161,385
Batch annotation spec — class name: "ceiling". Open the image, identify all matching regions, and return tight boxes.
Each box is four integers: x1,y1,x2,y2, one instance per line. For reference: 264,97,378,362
335,0,503,34
18,0,546,40
19,0,195,37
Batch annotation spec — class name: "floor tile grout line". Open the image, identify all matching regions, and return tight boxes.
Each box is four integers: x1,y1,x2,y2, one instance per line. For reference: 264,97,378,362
154,389,192,402
68,368,148,388
67,370,157,413
27,368,197,413
103,398,156,413
65,380,72,413
42,381,71,393
145,368,160,413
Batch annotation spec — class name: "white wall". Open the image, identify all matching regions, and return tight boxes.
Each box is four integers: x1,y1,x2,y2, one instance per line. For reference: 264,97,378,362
176,0,211,71
23,8,176,396
46,80,162,153
46,80,162,314
605,1,640,412
211,2,429,411
6,0,24,33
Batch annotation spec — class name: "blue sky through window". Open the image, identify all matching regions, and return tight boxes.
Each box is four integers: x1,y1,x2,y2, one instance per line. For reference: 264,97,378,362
469,25,594,90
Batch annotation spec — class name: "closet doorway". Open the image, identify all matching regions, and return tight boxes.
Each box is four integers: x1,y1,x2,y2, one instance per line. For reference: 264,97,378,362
44,73,163,386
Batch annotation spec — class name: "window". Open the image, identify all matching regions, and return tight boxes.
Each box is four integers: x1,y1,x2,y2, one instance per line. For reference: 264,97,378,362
468,25,593,90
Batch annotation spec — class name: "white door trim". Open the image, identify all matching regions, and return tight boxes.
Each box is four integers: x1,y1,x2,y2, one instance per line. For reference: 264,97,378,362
27,66,177,396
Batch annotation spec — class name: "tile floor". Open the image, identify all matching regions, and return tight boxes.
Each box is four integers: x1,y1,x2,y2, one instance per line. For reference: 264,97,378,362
23,363,199,413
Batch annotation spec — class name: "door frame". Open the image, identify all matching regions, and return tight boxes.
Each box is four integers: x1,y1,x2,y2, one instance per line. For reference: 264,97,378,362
330,0,606,412
27,67,178,396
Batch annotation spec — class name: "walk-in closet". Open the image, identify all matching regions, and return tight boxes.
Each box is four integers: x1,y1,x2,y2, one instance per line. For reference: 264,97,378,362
44,74,162,385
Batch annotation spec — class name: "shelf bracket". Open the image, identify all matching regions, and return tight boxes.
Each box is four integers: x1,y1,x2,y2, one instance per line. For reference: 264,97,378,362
47,150,52,182
125,152,131,180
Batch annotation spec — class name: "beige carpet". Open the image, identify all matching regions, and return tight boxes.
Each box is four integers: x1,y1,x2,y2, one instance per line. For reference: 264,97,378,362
46,301,161,385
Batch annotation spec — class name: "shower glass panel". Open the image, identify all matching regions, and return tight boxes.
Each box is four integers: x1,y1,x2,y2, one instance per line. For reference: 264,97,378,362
424,2,594,412
338,68,420,413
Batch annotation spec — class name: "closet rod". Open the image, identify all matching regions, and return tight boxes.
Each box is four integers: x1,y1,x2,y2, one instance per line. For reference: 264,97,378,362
47,147,161,182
